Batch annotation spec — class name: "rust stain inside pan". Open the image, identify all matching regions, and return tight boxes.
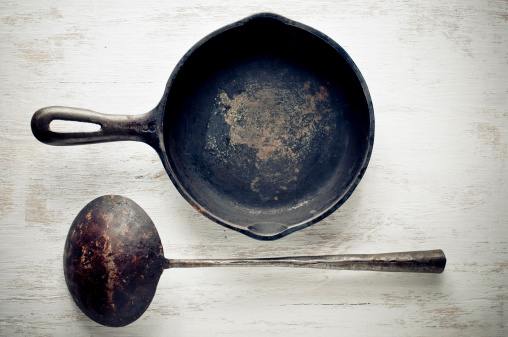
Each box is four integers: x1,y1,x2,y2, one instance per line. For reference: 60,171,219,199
210,80,335,201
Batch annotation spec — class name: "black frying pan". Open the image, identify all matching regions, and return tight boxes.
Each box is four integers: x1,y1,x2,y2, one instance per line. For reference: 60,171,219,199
31,13,374,240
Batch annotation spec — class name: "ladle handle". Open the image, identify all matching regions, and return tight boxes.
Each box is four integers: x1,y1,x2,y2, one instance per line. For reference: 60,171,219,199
167,249,446,273
31,106,158,146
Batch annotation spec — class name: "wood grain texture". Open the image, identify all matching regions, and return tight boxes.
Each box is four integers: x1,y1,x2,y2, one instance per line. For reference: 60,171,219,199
1,0,507,336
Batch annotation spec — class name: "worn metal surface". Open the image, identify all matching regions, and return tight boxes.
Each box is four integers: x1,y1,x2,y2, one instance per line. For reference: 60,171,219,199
64,195,444,327
168,250,446,273
31,13,374,240
64,195,166,327
31,106,157,146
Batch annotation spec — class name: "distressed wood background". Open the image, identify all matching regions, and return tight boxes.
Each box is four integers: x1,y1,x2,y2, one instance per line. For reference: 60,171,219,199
1,0,507,336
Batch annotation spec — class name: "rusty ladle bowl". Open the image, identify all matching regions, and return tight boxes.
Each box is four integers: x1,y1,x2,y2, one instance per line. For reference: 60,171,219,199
64,195,446,327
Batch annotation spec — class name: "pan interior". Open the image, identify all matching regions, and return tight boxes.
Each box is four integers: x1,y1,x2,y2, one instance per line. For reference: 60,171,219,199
163,16,372,235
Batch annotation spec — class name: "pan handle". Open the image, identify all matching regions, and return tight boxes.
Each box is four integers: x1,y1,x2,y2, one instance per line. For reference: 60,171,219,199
31,106,159,146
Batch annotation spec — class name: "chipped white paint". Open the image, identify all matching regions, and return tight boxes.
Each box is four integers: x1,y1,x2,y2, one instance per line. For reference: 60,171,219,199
0,0,507,336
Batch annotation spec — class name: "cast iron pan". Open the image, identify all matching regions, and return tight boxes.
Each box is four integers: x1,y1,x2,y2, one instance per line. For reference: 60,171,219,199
31,13,374,240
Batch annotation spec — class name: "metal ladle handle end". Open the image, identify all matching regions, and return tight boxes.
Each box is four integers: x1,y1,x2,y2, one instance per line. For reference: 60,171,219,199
339,249,447,273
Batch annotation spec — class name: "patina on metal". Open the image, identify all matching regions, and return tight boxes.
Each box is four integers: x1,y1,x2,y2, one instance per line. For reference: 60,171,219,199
64,195,166,327
168,250,447,274
33,13,375,240
65,196,446,327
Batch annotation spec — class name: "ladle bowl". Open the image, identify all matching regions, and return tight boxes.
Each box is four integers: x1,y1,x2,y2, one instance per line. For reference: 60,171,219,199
64,195,446,327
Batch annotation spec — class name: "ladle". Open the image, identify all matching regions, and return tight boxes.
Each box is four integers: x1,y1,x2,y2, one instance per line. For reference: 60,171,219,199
64,195,446,327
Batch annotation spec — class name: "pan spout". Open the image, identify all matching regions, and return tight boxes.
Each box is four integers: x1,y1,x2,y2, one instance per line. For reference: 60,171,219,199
247,223,289,237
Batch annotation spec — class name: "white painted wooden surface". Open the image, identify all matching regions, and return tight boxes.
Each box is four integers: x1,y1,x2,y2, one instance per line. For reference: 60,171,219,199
1,0,507,335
